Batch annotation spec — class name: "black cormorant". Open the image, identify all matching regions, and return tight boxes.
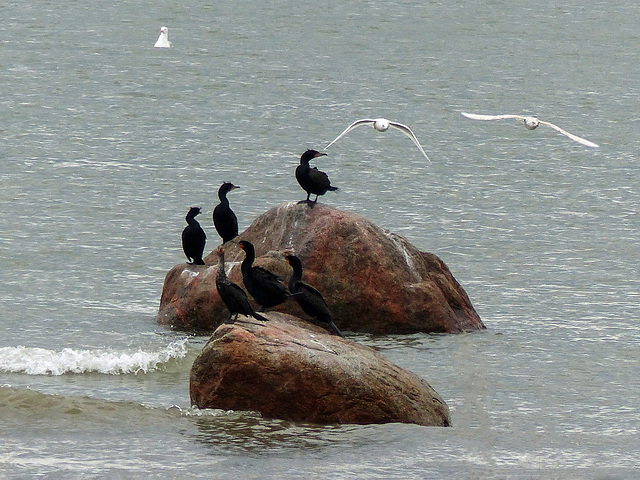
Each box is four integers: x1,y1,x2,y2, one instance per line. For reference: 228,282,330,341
285,255,344,337
237,240,289,311
181,206,206,265
295,149,338,204
215,246,268,323
213,182,240,243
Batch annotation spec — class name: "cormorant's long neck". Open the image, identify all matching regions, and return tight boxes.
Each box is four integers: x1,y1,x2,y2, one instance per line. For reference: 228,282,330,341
298,158,310,173
240,247,255,276
288,260,303,293
186,213,199,226
218,190,230,208
216,252,226,282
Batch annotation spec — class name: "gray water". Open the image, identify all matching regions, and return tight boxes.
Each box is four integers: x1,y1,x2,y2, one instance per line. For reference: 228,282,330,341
1,0,639,478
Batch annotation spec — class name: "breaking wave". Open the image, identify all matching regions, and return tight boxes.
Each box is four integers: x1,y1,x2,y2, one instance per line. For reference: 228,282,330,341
0,339,189,375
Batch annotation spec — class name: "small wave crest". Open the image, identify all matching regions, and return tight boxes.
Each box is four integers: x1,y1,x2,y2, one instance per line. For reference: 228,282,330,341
0,339,189,375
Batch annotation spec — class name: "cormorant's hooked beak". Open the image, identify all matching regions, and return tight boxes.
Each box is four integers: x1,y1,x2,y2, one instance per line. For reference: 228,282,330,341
315,152,327,158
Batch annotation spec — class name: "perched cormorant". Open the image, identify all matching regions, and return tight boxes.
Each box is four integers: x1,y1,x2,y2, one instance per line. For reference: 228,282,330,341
181,206,206,265
285,255,344,337
215,246,268,323
213,182,240,243
237,240,289,311
295,149,338,204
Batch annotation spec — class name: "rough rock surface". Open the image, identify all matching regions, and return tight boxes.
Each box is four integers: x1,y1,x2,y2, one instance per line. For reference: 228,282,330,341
158,202,484,333
189,312,451,426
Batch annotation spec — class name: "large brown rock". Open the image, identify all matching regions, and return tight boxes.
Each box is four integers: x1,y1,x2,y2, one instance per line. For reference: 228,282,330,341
189,312,451,426
158,202,484,333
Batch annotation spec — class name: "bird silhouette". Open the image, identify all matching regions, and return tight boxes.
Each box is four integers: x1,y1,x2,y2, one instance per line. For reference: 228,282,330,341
285,255,344,337
181,207,206,265
213,182,239,243
238,240,289,311
295,149,338,205
215,246,268,323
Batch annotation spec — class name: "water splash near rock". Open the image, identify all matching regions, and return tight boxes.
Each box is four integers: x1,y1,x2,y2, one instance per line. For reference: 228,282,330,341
0,339,189,375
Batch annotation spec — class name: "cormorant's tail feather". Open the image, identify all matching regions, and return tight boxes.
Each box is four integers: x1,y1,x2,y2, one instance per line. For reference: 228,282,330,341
251,311,269,322
328,186,339,192
328,321,344,338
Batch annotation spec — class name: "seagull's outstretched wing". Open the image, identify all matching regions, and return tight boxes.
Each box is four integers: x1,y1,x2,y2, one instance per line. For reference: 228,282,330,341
324,119,376,149
462,112,599,148
461,112,525,121
388,121,431,162
538,121,599,148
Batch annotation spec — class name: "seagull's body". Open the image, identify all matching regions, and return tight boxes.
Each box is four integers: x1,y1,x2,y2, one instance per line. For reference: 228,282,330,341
461,112,599,148
154,26,172,48
324,118,431,162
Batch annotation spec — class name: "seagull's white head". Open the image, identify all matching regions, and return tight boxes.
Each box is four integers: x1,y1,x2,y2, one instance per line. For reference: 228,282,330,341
160,26,168,35
373,118,390,132
523,117,540,130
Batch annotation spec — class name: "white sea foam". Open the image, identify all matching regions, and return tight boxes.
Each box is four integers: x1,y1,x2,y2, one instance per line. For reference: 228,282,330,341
0,339,188,376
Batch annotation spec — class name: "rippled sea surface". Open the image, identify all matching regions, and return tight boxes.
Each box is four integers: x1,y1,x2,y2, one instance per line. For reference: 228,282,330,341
1,0,639,478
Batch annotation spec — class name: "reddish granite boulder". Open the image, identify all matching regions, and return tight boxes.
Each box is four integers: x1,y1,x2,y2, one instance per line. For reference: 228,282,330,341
158,202,484,333
157,264,217,331
189,312,451,426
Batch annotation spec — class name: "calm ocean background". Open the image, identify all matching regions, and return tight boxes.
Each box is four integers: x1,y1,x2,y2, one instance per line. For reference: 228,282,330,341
1,0,639,478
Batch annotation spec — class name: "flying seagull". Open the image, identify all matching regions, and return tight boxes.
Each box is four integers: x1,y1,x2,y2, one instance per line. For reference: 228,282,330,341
461,112,599,148
154,26,172,48
324,118,431,162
